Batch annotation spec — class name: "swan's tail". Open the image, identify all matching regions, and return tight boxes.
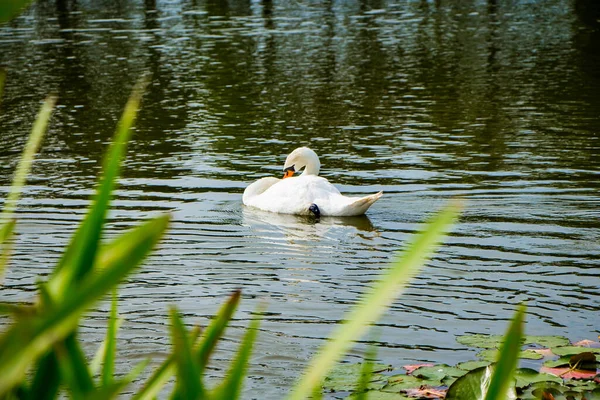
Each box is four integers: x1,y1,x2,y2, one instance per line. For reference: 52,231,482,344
345,191,383,216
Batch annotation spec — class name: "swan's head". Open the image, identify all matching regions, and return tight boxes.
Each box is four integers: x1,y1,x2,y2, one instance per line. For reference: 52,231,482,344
282,147,321,178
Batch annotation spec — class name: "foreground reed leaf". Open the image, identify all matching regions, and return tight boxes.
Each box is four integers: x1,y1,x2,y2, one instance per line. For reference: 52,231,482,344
29,351,60,400
354,341,379,400
197,289,241,372
0,214,169,396
287,200,462,400
134,290,240,400
48,78,147,297
90,317,124,376
0,0,34,23
0,68,5,104
212,306,263,400
170,307,204,400
0,96,55,281
54,335,95,399
484,304,526,400
102,290,118,387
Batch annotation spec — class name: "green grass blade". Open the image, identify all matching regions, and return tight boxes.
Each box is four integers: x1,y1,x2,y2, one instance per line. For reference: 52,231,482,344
88,358,150,400
355,341,379,400
484,304,526,400
0,68,5,105
170,307,204,400
54,339,91,400
102,290,118,387
133,326,201,400
90,316,123,376
28,351,60,400
0,219,16,282
48,78,147,297
0,214,169,396
287,200,462,400
1,96,55,281
0,0,34,23
196,289,241,372
133,356,176,400
1,96,55,221
212,306,263,400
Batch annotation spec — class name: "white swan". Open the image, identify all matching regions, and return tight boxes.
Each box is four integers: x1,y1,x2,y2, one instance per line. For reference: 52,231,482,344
242,147,383,217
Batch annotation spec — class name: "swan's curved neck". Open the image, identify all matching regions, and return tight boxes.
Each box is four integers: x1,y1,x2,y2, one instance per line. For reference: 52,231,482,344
301,154,321,176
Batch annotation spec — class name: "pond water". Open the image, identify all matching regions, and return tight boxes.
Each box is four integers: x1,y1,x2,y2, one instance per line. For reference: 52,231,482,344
1,0,599,398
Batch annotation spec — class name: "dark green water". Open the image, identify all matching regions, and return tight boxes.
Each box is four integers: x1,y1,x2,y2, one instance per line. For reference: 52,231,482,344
1,0,599,398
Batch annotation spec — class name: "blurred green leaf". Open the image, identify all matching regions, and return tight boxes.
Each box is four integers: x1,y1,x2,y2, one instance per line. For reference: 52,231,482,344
90,316,124,376
54,336,93,400
29,351,60,400
212,307,263,400
134,290,240,400
102,290,118,387
0,0,34,23
0,68,5,101
0,214,169,396
48,79,147,298
446,365,496,399
197,289,241,372
287,200,462,400
1,96,55,281
170,307,204,400
134,324,203,400
0,219,16,282
484,303,526,400
355,343,380,400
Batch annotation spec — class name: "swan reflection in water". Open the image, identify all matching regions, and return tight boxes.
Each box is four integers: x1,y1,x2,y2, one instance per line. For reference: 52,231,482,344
241,205,379,243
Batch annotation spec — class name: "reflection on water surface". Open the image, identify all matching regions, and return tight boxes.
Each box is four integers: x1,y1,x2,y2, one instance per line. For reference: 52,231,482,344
1,0,599,398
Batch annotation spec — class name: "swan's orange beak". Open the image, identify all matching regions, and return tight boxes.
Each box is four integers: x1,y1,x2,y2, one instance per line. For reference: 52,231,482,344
283,166,295,179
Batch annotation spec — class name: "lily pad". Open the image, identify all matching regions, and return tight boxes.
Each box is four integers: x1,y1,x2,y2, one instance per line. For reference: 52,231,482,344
446,365,516,399
551,346,600,357
477,348,543,362
543,357,572,368
347,391,411,399
524,335,570,348
381,375,426,392
540,366,598,380
323,363,390,391
402,386,446,398
514,368,563,387
456,360,490,371
456,334,504,349
412,364,465,385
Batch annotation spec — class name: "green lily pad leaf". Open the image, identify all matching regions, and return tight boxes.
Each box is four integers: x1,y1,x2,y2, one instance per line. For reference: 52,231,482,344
514,368,563,388
412,364,465,385
543,357,572,368
566,379,600,391
524,336,570,348
551,346,600,357
446,365,516,399
456,334,504,349
323,363,389,391
456,360,490,371
347,391,411,399
381,375,425,392
477,348,543,362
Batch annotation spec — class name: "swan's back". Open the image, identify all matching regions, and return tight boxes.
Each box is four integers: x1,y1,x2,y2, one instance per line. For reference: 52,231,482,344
244,175,382,216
